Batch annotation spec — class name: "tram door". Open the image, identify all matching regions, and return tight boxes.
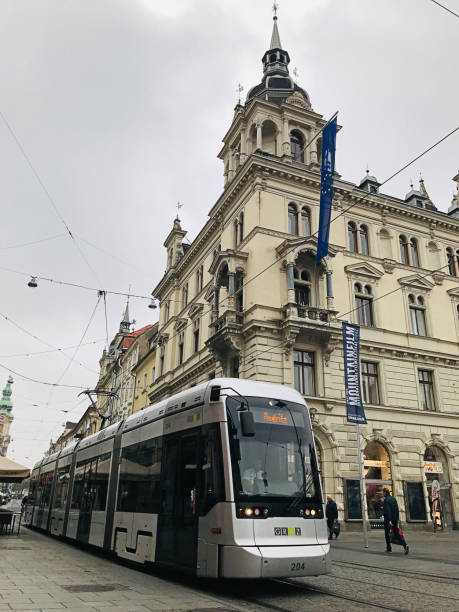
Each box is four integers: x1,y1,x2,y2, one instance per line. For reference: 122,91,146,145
156,433,199,571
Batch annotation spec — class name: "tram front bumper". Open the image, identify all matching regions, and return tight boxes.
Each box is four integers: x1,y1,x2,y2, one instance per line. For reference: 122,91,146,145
220,543,331,578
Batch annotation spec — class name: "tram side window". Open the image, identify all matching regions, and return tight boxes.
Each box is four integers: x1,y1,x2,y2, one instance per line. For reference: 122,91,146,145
38,472,54,507
28,478,38,503
53,466,71,509
200,425,225,516
117,438,162,513
71,453,111,512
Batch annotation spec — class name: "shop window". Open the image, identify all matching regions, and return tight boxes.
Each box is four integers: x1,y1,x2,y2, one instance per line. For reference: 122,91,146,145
293,350,316,395
345,480,362,520
424,446,453,530
363,441,392,521
404,482,427,521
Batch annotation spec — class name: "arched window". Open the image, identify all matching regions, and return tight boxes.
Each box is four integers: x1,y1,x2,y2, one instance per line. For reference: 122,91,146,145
233,218,239,248
235,272,244,313
408,293,427,336
288,203,298,235
294,267,310,306
446,247,456,276
290,130,304,162
196,265,203,293
269,53,277,63
410,238,419,267
182,283,188,309
348,222,358,253
301,207,311,237
400,235,409,265
363,441,392,521
239,212,244,243
360,225,369,255
355,283,374,326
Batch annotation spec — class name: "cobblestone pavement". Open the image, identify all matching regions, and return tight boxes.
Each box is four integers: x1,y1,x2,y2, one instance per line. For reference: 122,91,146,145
1,528,458,611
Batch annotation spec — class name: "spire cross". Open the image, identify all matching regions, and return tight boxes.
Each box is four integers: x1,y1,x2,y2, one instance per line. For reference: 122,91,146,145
293,67,299,82
236,83,244,104
176,201,183,219
272,1,278,19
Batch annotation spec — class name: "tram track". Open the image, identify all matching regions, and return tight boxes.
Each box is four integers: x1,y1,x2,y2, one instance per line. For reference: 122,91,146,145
333,559,459,584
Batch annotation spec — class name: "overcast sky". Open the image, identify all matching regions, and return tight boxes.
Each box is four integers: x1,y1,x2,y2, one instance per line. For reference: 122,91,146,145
0,0,457,468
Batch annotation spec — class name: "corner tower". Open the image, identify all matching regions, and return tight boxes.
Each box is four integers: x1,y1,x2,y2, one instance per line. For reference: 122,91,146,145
218,11,328,186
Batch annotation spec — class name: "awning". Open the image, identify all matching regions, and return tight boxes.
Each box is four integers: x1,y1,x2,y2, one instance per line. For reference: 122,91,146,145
0,456,30,482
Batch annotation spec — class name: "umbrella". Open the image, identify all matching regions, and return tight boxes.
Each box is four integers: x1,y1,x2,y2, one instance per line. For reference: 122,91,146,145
0,456,30,483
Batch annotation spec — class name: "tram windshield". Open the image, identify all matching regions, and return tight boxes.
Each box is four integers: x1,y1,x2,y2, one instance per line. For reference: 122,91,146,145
227,396,321,504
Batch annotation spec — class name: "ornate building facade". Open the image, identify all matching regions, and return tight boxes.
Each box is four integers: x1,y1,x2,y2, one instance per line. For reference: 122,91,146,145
149,15,459,530
0,376,14,457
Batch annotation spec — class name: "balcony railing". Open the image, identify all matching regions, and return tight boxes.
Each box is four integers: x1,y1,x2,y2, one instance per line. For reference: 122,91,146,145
290,304,337,323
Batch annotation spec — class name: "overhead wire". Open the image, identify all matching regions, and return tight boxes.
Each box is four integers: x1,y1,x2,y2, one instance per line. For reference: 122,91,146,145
0,339,103,358
0,108,102,285
429,0,459,18
0,310,99,374
0,233,67,250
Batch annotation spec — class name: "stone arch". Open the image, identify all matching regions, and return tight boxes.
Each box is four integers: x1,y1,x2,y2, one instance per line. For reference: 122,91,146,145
423,438,457,529
261,119,278,155
311,413,340,499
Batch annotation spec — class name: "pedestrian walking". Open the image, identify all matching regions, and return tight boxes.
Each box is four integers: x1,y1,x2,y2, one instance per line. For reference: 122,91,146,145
382,487,409,554
326,495,339,540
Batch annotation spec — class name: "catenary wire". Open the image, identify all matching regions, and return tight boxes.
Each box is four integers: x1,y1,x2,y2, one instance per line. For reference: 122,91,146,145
0,108,101,285
430,0,459,18
0,339,103,358
0,310,98,374
0,233,67,250
53,293,102,385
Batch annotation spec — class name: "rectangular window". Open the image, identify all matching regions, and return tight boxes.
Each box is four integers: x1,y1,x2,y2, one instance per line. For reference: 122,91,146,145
418,370,435,411
293,350,315,396
355,296,373,326
361,361,380,404
193,320,200,353
345,479,362,520
160,354,164,376
178,334,184,365
151,366,155,382
117,439,162,513
53,466,70,509
410,307,426,336
405,482,427,521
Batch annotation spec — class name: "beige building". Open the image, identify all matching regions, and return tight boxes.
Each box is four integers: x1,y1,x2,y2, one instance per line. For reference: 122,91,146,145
150,16,459,530
132,323,158,414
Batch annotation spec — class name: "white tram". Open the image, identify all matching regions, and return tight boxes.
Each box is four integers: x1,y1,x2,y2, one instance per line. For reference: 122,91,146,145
25,379,331,578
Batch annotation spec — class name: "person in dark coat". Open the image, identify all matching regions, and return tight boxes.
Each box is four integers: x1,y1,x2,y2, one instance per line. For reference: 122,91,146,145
325,496,339,539
383,487,409,554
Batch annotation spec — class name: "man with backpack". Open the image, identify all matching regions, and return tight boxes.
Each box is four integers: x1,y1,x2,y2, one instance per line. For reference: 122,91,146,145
383,487,409,554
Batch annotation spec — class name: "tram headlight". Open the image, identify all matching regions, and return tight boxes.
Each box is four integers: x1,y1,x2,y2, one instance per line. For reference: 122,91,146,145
305,509,311,516
244,507,253,517
310,509,316,517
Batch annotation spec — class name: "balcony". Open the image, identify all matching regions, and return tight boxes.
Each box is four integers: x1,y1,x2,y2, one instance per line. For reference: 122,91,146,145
282,303,341,362
206,308,243,369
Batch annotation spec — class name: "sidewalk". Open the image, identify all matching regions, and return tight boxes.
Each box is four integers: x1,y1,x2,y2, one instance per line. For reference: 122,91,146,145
0,528,242,612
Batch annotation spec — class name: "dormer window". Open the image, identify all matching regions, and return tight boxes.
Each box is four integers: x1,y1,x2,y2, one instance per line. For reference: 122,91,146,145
369,185,378,194
416,199,424,208
290,130,304,163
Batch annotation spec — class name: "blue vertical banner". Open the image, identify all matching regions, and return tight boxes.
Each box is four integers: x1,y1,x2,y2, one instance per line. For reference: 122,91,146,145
316,116,337,262
342,322,367,425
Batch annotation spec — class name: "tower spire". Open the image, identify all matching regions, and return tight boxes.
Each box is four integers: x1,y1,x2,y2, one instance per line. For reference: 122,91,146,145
119,299,130,333
270,2,282,49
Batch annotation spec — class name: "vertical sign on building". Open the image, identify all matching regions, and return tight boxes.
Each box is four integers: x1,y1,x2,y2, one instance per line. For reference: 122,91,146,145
342,322,366,424
316,115,337,262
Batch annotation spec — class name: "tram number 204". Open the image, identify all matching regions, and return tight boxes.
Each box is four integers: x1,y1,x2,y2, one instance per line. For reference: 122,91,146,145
290,561,305,571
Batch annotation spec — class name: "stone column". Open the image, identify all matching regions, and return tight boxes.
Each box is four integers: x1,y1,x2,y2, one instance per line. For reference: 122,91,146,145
310,138,318,166
240,128,247,163
326,271,334,311
287,263,296,305
228,150,235,182
282,117,290,155
256,123,262,150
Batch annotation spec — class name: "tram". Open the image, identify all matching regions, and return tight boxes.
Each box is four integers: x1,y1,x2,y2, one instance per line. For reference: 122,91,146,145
25,378,330,578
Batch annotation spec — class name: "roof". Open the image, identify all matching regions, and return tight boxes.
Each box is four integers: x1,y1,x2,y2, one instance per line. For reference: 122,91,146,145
122,324,153,349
